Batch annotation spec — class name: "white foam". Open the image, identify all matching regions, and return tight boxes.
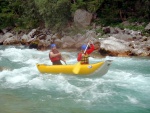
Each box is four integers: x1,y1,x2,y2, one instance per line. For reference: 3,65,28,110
27,77,48,90
6,75,28,84
127,96,139,104
1,47,150,105
1,47,49,64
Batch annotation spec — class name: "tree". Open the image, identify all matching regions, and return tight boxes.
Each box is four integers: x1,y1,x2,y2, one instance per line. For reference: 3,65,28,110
34,0,71,31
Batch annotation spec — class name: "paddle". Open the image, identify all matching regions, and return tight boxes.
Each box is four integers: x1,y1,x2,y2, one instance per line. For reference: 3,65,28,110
60,54,67,65
72,61,81,74
63,60,67,65
72,43,89,74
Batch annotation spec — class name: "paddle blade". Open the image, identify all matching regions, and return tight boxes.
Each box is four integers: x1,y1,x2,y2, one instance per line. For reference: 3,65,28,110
72,62,81,74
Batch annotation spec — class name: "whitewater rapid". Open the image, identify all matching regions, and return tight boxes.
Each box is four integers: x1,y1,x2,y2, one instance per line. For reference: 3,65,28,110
0,46,150,113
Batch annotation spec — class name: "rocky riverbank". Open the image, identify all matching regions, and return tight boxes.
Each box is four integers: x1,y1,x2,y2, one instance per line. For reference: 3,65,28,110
0,9,150,57
0,24,150,57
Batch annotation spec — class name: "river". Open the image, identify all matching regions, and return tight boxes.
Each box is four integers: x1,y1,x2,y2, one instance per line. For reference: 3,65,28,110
0,46,150,113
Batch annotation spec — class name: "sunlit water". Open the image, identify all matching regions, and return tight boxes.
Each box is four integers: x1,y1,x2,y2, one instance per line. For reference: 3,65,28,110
0,46,150,113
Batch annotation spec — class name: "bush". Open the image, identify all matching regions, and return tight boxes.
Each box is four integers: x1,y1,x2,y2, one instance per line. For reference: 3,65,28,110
35,0,71,31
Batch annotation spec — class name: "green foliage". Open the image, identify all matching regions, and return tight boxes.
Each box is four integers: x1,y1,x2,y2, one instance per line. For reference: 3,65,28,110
71,0,104,13
64,25,86,36
0,0,40,29
97,0,123,26
0,0,149,31
35,0,71,31
117,23,145,31
116,23,149,37
0,0,17,28
71,0,86,12
95,28,104,36
86,0,104,13
96,0,150,26
134,0,150,21
17,0,40,29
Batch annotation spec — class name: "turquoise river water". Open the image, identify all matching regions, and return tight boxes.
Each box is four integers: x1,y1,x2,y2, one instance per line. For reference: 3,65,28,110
0,46,150,113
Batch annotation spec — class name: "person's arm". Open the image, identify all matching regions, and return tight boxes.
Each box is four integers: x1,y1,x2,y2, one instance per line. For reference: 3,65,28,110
86,44,95,54
49,51,61,58
77,53,82,61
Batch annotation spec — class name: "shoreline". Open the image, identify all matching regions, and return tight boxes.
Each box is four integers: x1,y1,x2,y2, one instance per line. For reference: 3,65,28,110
1,45,150,59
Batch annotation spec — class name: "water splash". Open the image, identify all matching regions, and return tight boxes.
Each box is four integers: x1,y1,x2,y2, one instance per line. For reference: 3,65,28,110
0,46,150,113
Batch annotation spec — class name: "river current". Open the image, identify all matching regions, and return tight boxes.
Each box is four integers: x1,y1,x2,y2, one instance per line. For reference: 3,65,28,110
0,46,150,113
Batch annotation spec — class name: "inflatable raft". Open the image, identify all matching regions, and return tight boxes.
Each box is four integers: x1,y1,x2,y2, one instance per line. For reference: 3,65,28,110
36,60,112,76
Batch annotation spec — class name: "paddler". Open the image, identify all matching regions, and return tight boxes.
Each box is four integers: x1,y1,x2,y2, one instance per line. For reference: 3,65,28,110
77,40,100,64
49,44,66,65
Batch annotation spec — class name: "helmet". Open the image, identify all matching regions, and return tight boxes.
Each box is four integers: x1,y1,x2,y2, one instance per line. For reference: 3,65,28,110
81,44,87,50
50,44,56,48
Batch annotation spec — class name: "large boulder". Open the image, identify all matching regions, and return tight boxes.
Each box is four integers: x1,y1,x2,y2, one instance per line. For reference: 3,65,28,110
3,36,19,45
74,9,93,27
100,37,131,56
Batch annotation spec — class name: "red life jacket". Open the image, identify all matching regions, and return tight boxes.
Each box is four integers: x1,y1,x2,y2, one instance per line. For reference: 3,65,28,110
50,49,61,62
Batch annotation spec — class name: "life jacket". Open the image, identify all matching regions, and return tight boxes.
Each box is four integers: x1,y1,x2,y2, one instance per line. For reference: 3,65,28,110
50,49,61,62
80,53,89,64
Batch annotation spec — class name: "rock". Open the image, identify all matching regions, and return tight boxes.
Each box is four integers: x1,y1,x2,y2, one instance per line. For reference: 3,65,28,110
46,35,52,42
75,42,85,50
62,42,74,48
55,32,63,39
74,9,93,27
1,25,149,57
2,27,13,33
102,27,110,34
112,33,133,41
61,36,75,48
73,33,83,41
0,29,4,35
145,23,150,30
37,34,46,40
85,30,97,39
62,36,75,44
122,21,130,26
75,35,87,43
21,34,29,41
114,27,123,34
100,36,131,56
54,39,62,48
27,29,37,38
3,32,13,38
3,35,20,45
0,35,4,45
131,48,149,56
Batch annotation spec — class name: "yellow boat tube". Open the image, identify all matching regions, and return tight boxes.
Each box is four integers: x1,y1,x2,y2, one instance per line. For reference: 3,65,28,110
36,60,112,76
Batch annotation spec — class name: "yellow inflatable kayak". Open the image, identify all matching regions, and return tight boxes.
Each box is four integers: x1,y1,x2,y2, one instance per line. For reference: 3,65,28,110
36,60,112,76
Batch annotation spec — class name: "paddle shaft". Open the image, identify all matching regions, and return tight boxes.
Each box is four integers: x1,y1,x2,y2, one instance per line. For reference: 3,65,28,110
84,43,90,53
63,61,67,65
